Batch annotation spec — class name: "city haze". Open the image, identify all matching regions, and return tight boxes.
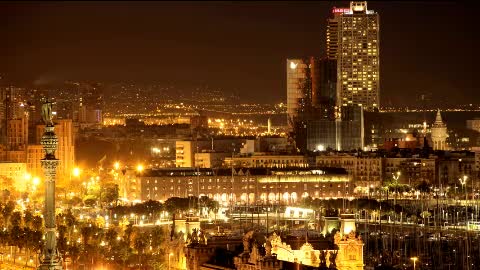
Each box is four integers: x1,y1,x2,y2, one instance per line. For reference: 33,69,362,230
0,1,477,105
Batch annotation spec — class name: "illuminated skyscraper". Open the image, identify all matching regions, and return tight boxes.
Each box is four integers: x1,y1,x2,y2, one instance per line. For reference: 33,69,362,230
287,57,339,151
7,112,28,150
286,58,310,131
327,1,380,112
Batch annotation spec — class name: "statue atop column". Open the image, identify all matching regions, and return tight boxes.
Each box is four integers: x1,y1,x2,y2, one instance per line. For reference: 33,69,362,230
38,97,62,270
41,98,54,127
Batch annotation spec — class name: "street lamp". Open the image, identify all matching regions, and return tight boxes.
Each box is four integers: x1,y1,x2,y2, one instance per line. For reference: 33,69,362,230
136,164,144,173
72,167,81,177
391,171,401,221
114,162,120,170
392,171,401,191
392,171,401,185
24,173,32,181
411,257,418,270
32,177,40,186
459,175,468,227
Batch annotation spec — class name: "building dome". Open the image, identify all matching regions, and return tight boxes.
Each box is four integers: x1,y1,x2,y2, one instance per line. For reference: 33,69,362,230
430,109,447,150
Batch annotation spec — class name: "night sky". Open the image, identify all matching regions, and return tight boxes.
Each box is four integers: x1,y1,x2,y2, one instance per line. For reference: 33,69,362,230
0,1,477,105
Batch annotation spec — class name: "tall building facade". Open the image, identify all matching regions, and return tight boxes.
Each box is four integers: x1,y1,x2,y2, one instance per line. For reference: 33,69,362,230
287,57,342,151
1,87,28,145
287,57,337,125
328,1,380,112
27,144,43,178
312,58,338,120
7,113,29,151
286,58,311,131
287,1,377,152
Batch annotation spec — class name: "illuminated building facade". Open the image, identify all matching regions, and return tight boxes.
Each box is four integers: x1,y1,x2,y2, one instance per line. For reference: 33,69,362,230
0,162,27,189
286,55,363,152
7,113,29,150
0,148,25,163
79,104,103,129
27,144,44,178
467,118,480,133
328,1,380,112
176,139,250,168
102,117,126,126
437,153,475,187
287,57,344,151
306,104,364,151
139,167,353,204
176,140,200,168
286,58,310,131
231,215,364,270
224,154,309,168
118,168,142,202
306,120,337,151
384,157,436,185
194,152,230,168
316,154,382,191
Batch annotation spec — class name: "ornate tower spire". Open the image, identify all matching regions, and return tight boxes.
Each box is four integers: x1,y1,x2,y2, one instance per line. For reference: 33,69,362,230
38,98,63,270
434,109,446,127
431,109,448,151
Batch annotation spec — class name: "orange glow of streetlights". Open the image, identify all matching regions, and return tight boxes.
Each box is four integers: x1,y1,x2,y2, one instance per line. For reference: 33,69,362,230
136,164,144,172
114,162,120,170
33,177,40,186
73,167,81,177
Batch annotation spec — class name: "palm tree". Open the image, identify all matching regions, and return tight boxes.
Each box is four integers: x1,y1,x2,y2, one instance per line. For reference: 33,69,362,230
421,211,432,226
0,227,8,248
1,201,15,227
9,225,23,264
80,223,101,267
23,227,35,268
29,229,43,267
67,242,81,269
133,231,148,268
105,227,119,260
32,216,43,231
150,226,165,255
9,211,22,228
80,224,95,246
117,240,131,269
123,223,134,245
61,209,77,249
57,225,68,266
24,210,34,229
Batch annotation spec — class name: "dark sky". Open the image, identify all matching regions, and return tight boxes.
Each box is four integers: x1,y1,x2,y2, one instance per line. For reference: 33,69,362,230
0,1,477,105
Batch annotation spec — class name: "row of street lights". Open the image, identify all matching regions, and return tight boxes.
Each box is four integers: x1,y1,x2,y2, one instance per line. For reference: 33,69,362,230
114,161,144,173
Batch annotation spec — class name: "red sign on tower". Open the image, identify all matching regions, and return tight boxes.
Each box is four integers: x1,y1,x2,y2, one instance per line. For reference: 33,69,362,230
332,7,351,14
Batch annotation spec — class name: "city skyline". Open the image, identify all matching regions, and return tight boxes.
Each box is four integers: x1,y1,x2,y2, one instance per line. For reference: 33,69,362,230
1,2,480,270
0,1,477,105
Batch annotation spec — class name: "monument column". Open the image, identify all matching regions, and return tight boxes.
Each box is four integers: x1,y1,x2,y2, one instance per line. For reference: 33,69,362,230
38,99,63,270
